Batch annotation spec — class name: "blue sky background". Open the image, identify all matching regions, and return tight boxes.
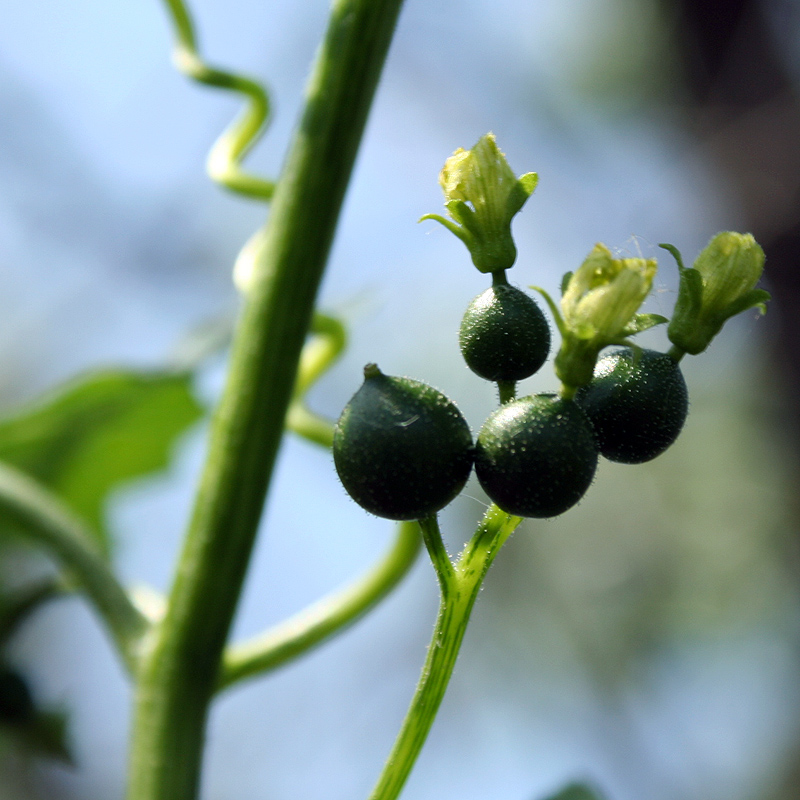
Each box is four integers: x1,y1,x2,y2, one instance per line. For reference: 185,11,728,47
0,1,795,799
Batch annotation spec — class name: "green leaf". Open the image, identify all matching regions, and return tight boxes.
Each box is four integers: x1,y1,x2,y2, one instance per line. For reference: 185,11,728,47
540,782,608,800
0,370,204,555
446,199,480,236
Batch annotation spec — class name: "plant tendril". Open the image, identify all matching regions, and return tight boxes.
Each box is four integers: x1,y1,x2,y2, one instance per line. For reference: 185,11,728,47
161,0,275,200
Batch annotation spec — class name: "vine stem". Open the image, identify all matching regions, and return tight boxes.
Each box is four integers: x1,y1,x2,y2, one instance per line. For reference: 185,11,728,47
0,462,147,671
219,520,420,689
126,0,406,798
369,506,521,800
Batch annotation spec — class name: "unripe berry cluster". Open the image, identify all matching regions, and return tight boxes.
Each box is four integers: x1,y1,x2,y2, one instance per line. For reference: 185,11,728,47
332,136,768,524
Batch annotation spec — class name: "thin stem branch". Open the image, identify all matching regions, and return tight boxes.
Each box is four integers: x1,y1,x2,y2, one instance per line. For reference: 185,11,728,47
0,462,147,671
219,520,421,690
367,581,475,800
285,312,347,448
368,506,521,800
294,313,347,399
491,270,508,286
418,515,454,590
128,0,407,797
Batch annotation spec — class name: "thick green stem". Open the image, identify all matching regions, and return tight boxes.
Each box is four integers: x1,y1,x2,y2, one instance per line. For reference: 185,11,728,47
127,1,406,798
369,506,521,800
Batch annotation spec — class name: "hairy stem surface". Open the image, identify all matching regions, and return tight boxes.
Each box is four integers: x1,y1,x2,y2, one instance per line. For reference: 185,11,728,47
369,507,521,800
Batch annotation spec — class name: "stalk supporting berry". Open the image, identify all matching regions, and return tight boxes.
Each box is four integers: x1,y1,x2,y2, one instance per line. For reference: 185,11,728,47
368,507,522,800
576,348,688,464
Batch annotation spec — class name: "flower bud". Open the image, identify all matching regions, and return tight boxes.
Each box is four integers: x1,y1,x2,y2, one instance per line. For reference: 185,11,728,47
666,232,770,355
561,244,656,341
547,244,662,391
420,134,537,273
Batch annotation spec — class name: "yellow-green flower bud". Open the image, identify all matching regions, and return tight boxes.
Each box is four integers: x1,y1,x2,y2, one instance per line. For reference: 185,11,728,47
666,232,770,355
534,244,664,393
420,133,538,273
561,244,657,342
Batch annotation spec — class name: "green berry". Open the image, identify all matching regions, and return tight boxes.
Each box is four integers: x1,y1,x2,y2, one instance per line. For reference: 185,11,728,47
459,284,550,382
475,394,597,518
576,348,688,464
333,364,474,520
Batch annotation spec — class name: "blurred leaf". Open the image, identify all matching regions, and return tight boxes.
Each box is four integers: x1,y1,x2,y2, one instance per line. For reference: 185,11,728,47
541,783,608,800
0,370,203,554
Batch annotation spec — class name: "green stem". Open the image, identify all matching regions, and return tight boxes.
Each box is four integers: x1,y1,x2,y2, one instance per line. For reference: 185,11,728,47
219,520,420,689
368,506,521,800
491,270,508,286
368,580,474,800
559,383,577,402
127,0,406,797
667,344,686,362
417,515,453,588
497,380,516,404
0,462,147,671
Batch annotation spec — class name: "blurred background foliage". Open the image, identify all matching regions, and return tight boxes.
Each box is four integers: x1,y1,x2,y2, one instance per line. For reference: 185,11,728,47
0,0,798,799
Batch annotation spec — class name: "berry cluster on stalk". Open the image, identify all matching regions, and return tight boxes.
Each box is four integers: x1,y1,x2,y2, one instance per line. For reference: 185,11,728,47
333,134,771,524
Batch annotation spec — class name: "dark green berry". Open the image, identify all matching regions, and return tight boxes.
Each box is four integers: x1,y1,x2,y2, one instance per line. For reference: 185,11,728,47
576,348,688,464
0,667,34,724
459,284,550,382
475,394,597,518
333,364,474,521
